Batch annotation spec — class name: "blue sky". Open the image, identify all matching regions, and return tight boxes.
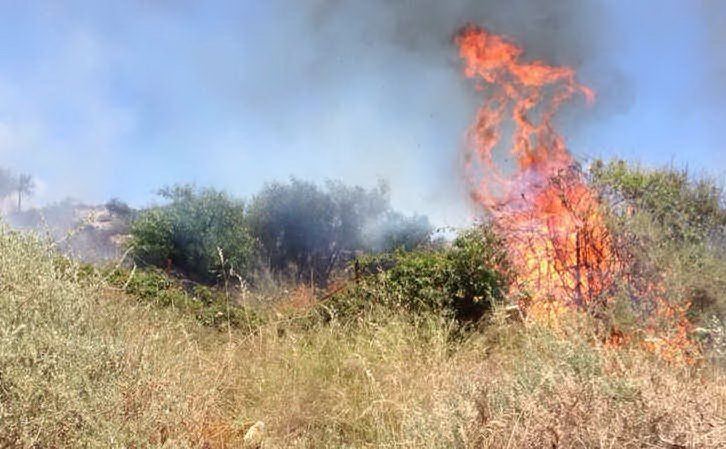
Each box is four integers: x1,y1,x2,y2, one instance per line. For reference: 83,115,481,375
0,1,723,225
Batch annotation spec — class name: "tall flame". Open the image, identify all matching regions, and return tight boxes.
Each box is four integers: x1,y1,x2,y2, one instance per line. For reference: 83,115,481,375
455,25,695,362
455,25,614,316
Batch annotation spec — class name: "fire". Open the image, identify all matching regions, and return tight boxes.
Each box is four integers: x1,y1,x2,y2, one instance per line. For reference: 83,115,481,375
455,25,612,313
455,25,695,361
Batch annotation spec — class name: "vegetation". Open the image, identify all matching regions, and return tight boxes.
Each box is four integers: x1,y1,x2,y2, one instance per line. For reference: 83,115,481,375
129,179,432,287
248,178,431,286
0,167,35,211
590,159,725,245
0,230,723,448
103,266,263,330
1,160,724,447
15,174,35,212
104,198,135,219
590,160,726,325
362,209,432,253
129,185,258,284
326,226,511,322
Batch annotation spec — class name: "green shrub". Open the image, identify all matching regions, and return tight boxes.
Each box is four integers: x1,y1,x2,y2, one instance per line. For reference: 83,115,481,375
590,160,726,325
590,159,725,245
129,185,258,284
105,267,264,330
247,179,432,287
326,226,511,322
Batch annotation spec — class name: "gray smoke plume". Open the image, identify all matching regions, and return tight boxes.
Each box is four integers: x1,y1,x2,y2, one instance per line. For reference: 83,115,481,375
0,1,642,228
259,0,633,225
5,199,133,262
690,1,726,169
303,0,634,117
698,1,726,106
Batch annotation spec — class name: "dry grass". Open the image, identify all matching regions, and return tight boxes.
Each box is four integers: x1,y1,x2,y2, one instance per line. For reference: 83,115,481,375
0,231,724,448
468,313,726,448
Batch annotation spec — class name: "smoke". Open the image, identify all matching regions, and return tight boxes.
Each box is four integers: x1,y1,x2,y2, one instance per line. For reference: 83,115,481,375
698,1,726,105
0,1,657,229
5,199,132,262
303,0,633,116
265,0,635,223
684,1,726,169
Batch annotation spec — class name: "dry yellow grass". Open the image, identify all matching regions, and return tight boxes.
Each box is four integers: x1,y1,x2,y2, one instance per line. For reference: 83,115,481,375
0,230,724,448
468,314,726,448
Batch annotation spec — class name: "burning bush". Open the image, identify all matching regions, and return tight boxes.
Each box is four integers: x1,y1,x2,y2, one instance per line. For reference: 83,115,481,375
455,24,605,314
590,160,726,359
455,25,705,362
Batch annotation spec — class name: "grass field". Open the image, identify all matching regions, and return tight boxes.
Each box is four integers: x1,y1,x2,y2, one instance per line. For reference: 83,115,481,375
0,230,724,448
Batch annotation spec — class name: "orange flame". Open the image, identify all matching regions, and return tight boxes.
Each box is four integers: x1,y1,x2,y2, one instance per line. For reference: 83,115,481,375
455,25,695,361
455,25,611,312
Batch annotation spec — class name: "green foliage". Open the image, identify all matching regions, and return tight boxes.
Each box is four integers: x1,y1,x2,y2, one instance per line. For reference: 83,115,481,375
590,159,725,244
590,159,726,324
327,226,511,322
104,267,263,330
130,180,432,288
248,178,431,286
129,185,258,283
128,208,174,266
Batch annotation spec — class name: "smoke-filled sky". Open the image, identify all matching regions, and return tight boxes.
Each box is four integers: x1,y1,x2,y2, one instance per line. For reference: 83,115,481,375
0,1,724,225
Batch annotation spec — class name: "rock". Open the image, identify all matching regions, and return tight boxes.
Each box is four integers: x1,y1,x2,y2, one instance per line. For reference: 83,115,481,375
242,421,265,448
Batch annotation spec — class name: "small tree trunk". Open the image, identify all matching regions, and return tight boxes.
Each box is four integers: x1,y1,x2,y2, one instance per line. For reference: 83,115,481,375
17,189,21,212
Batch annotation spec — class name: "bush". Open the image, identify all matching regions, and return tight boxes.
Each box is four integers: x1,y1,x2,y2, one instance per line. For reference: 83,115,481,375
326,226,511,322
105,198,135,218
129,180,432,287
104,267,263,330
248,178,432,286
590,160,726,326
1,224,723,448
590,159,725,244
129,185,258,283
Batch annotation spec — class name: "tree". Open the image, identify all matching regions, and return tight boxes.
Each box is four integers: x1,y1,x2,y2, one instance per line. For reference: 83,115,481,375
15,174,35,212
129,185,258,284
247,178,432,286
363,211,432,253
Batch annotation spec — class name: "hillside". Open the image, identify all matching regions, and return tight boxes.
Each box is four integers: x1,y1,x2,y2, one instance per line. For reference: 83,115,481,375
5,200,132,262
